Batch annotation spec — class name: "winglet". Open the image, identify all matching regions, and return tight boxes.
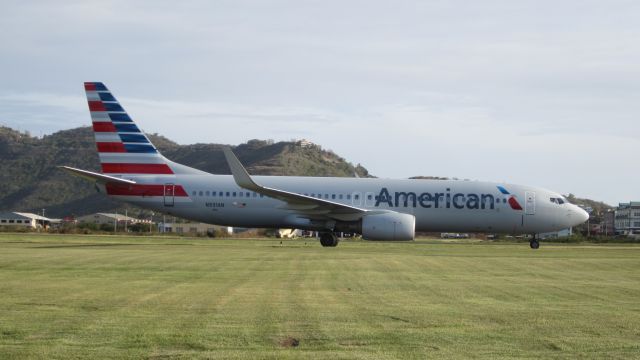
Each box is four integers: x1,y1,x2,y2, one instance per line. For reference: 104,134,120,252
222,147,260,191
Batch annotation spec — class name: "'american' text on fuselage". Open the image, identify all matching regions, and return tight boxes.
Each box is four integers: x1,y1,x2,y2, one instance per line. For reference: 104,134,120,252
375,187,496,210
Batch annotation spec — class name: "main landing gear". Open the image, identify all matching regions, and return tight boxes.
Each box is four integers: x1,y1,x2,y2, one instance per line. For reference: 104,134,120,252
319,232,339,247
529,235,540,249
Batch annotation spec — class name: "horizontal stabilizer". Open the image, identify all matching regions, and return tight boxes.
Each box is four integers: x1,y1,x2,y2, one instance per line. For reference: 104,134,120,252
58,166,136,185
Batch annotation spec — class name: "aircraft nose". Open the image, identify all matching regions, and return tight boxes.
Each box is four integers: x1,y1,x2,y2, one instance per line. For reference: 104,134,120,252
570,206,589,226
578,207,589,223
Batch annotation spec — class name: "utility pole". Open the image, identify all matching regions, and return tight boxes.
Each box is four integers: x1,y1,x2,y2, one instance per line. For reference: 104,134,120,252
124,209,128,233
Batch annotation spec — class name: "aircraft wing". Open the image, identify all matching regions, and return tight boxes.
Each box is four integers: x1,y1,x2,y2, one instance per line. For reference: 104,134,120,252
223,147,368,220
59,166,136,185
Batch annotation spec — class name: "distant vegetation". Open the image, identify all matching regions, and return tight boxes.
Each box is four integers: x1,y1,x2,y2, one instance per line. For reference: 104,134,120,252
0,126,369,217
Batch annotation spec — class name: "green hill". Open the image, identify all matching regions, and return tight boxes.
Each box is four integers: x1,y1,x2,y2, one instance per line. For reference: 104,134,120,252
0,126,369,217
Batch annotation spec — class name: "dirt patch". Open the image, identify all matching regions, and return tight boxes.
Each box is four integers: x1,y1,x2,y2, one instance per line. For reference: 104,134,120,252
279,336,300,348
387,315,411,323
545,341,562,351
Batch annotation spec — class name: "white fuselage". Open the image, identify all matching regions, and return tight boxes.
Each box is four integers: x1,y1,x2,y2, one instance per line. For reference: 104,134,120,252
102,174,588,234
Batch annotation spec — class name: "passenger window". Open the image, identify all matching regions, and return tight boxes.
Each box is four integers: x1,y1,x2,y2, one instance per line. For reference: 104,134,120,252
233,192,236,197
339,194,343,199
347,194,351,200
212,192,216,197
192,191,196,196
332,194,336,199
205,191,210,196
239,192,243,197
325,194,329,199
226,192,230,197
355,194,359,200
199,191,203,196
246,192,250,197
367,195,372,200
253,192,257,197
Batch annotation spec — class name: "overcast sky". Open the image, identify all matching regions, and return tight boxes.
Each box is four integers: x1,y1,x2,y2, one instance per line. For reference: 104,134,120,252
1,0,638,205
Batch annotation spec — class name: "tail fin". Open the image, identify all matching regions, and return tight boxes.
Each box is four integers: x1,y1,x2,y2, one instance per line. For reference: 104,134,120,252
85,82,178,175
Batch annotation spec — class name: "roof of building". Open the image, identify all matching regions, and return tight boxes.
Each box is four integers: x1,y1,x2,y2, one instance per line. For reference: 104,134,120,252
14,212,52,221
97,213,142,221
0,212,30,220
618,202,640,209
78,212,147,222
0,212,53,221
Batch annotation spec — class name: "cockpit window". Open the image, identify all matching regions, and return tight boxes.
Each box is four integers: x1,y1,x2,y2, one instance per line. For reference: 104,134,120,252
550,197,565,205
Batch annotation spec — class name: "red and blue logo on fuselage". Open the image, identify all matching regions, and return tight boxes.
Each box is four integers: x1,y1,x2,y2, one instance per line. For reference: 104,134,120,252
496,186,523,210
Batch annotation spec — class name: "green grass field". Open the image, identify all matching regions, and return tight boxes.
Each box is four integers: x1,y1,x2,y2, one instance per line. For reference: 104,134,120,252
0,234,639,359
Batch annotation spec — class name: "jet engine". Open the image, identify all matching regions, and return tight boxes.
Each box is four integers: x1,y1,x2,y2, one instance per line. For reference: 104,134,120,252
361,212,415,241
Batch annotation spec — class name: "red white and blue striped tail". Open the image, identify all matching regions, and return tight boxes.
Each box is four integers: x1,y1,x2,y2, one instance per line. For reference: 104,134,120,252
85,82,175,176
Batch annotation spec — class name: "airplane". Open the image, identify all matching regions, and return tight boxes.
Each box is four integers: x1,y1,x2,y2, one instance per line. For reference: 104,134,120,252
61,82,589,249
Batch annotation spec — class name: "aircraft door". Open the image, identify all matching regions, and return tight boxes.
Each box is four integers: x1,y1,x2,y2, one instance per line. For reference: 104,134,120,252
163,183,175,207
525,191,535,215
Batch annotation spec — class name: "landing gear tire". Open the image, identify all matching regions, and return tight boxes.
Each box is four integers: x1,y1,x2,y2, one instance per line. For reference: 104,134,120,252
530,239,540,249
319,232,339,247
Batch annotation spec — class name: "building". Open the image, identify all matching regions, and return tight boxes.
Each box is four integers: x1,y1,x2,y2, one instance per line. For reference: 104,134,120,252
77,213,150,226
158,222,232,235
0,212,53,229
614,202,640,236
296,139,314,148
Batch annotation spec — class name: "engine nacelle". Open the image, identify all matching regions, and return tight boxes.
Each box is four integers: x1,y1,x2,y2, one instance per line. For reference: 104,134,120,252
361,212,415,241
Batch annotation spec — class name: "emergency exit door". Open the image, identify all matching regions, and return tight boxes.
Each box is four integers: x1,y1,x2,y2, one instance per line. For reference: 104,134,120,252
163,183,175,207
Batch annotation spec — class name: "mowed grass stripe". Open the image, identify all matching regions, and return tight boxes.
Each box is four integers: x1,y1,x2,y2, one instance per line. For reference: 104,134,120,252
0,234,639,359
